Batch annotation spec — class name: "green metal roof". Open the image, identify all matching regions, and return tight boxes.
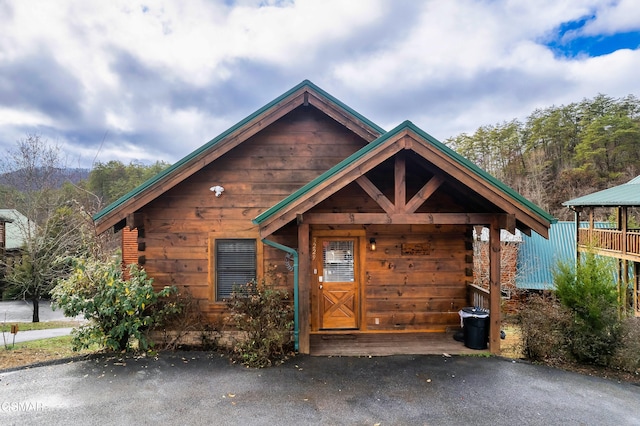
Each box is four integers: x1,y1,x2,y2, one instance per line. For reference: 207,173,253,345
563,175,640,207
253,120,556,226
93,80,386,223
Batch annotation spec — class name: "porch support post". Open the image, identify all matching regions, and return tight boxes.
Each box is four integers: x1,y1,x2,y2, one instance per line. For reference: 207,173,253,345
489,221,501,354
297,222,311,354
635,262,640,317
620,207,628,311
574,208,581,262
620,259,628,313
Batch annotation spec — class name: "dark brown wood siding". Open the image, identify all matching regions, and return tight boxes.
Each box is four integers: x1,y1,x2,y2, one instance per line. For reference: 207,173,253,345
364,224,472,332
135,106,368,317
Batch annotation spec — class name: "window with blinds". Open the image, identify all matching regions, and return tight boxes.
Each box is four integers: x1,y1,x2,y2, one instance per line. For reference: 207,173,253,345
322,240,354,282
216,239,256,301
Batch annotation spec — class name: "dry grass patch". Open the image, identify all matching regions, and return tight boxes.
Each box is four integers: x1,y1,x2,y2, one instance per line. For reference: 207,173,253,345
0,336,95,370
500,323,524,359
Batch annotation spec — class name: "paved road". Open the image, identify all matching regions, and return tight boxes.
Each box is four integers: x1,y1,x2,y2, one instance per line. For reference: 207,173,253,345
0,300,82,343
2,328,75,344
0,353,638,425
0,300,80,323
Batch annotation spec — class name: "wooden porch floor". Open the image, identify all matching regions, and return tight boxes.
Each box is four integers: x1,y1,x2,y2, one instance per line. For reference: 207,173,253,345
309,332,490,356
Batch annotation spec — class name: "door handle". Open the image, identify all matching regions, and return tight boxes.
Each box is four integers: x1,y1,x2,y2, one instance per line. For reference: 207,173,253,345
319,284,323,289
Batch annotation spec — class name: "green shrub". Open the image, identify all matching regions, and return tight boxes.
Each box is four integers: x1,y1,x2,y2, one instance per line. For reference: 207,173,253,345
553,253,621,365
52,257,177,352
226,279,293,368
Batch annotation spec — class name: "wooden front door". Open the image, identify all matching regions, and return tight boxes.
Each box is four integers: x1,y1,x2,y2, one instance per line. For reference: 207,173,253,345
314,237,359,330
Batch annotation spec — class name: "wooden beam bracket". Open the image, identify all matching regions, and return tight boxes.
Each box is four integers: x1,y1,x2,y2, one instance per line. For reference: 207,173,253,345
497,214,516,234
405,174,445,214
356,176,395,215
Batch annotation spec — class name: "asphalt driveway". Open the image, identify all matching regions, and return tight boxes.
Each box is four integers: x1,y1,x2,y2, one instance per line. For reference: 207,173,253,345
0,353,638,425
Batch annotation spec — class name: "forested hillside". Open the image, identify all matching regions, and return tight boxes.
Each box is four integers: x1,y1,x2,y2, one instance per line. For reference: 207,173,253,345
445,94,640,220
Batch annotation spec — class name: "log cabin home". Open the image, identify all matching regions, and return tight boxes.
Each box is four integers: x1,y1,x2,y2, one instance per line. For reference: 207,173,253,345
93,80,555,355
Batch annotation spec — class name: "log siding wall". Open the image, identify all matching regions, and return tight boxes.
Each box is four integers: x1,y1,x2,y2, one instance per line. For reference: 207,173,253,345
363,224,472,332
134,106,368,317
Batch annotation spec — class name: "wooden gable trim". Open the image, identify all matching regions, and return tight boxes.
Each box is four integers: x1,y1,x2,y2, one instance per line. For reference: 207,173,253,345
355,158,444,216
406,131,550,238
356,176,395,214
95,91,307,234
303,212,512,226
95,83,387,235
255,121,552,238
405,174,444,214
306,90,381,141
258,139,406,238
394,153,406,212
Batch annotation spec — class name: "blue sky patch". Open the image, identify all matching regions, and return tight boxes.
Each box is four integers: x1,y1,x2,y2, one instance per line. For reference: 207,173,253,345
546,17,640,58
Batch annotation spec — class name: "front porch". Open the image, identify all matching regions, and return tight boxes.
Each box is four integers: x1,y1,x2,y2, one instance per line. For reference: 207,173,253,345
310,331,489,356
309,282,494,356
254,123,554,356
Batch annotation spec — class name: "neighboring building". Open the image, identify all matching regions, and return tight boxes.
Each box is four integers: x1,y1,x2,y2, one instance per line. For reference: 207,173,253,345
93,81,554,355
0,216,11,254
563,176,640,316
516,222,611,291
0,209,32,253
0,209,32,294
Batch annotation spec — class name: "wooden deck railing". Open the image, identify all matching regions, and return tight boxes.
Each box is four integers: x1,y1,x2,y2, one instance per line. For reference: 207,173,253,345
628,231,640,254
468,284,490,310
577,228,640,260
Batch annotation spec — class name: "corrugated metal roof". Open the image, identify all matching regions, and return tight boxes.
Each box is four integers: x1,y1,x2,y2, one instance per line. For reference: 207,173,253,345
516,221,610,290
563,175,640,207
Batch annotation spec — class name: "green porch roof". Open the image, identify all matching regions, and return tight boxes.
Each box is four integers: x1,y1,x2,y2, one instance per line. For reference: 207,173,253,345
253,120,556,227
563,175,640,207
93,80,386,223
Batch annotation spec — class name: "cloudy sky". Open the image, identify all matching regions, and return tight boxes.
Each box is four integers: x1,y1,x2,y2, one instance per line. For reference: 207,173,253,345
1,0,639,168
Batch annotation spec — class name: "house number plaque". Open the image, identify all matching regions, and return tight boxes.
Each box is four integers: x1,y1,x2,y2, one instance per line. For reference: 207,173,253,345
401,242,431,255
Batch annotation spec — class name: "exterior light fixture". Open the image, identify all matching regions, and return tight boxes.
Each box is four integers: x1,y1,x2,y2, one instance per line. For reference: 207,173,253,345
209,185,225,197
369,238,376,251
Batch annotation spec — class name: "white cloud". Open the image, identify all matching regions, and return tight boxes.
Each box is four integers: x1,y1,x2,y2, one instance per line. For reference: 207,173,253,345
0,0,639,167
581,0,640,34
0,107,52,127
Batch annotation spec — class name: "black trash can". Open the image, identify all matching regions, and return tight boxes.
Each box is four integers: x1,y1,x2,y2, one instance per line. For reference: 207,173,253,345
459,307,489,350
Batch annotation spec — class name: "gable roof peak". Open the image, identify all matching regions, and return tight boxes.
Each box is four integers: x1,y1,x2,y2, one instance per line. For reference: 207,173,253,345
93,80,385,232
254,119,555,234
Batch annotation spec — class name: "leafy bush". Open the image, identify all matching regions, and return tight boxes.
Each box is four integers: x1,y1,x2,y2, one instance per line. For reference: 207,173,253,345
518,293,572,362
226,279,293,368
553,253,622,365
52,257,177,352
